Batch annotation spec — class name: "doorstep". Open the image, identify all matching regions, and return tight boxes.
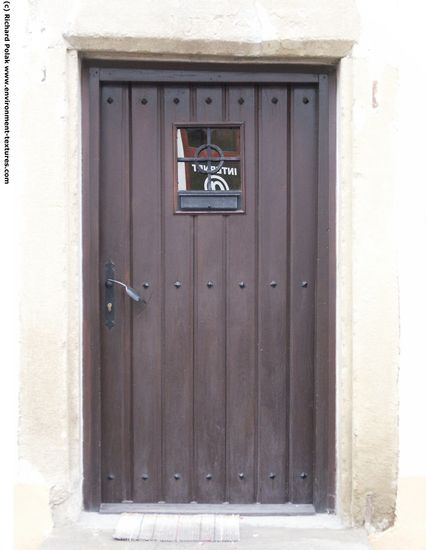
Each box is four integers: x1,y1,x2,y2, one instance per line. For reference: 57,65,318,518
40,512,370,549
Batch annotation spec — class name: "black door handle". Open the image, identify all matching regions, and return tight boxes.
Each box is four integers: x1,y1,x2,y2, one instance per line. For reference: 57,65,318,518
104,261,145,329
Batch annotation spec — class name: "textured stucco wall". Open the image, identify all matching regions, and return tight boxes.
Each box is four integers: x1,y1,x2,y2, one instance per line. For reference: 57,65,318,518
14,0,400,539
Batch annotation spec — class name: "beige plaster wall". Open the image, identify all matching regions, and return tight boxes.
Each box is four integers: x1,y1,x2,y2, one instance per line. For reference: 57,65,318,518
370,9,426,547
370,477,426,550
14,0,400,541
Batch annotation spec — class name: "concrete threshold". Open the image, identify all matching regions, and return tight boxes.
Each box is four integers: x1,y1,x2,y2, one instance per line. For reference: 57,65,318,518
100,502,315,516
41,512,371,549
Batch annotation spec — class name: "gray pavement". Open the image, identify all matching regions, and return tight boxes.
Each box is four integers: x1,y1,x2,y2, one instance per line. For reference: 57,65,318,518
41,514,370,550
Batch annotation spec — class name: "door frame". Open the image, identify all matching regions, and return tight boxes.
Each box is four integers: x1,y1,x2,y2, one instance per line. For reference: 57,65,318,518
81,60,336,512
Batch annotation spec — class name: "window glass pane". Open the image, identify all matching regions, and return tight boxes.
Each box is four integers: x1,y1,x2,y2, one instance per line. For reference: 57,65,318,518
178,160,241,191
179,127,207,149
177,126,241,192
211,128,239,152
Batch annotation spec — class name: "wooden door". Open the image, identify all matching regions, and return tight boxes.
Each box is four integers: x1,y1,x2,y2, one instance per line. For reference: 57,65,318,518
83,65,335,512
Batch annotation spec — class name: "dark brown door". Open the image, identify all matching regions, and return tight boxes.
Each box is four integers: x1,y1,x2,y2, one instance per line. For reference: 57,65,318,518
84,65,335,511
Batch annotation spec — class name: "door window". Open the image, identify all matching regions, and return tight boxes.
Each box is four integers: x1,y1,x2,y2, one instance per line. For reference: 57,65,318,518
176,125,243,212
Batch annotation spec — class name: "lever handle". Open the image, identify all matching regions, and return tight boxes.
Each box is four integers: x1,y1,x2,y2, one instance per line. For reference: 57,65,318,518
104,261,145,329
106,278,142,302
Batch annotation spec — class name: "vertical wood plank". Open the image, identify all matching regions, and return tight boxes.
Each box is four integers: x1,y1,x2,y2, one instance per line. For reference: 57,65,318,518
226,86,257,503
288,86,317,503
257,86,289,503
83,67,101,510
193,87,227,503
314,73,336,512
99,83,132,503
131,85,162,502
162,86,193,502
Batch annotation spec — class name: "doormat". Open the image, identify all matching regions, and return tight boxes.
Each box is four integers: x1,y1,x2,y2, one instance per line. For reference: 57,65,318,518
113,513,240,542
